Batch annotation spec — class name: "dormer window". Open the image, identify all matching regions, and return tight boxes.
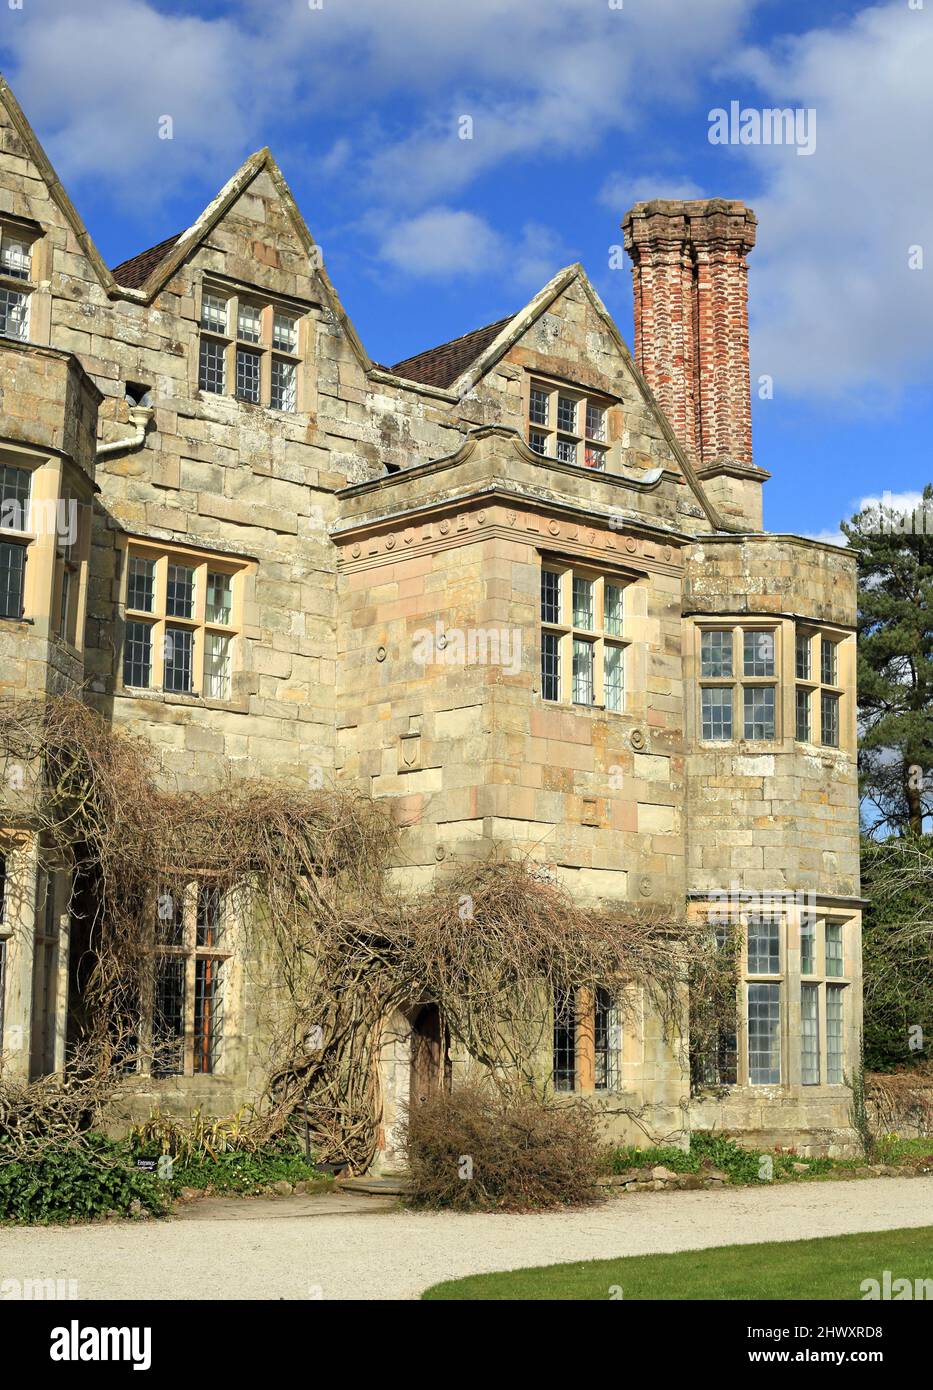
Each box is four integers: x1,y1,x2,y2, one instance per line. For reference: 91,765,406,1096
526,377,611,470
0,225,35,342
197,285,301,412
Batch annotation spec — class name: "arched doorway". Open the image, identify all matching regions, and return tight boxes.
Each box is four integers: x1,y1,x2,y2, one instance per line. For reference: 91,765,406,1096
408,1003,451,1106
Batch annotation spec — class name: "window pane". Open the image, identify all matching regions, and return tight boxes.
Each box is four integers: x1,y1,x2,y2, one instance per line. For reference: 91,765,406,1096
821,637,838,685
700,629,733,678
0,234,31,279
594,988,621,1091
235,348,261,403
604,583,624,636
127,555,155,613
827,986,845,1083
556,396,577,432
196,885,223,947
584,444,606,470
123,619,152,687
743,685,775,740
572,576,594,629
701,686,733,741
529,430,547,456
795,686,810,742
194,957,224,1074
748,982,781,1084
541,632,560,701
821,691,839,746
801,983,820,1084
572,639,594,704
206,571,232,624
825,922,844,977
164,626,194,693
200,293,228,333
198,337,226,393
540,569,561,624
800,918,816,975
58,565,71,639
604,644,623,712
747,914,780,974
0,541,26,619
237,303,261,343
555,436,577,464
204,631,231,699
156,885,186,946
272,312,298,353
153,956,185,1077
795,631,811,680
0,286,28,340
166,563,194,618
0,463,31,531
553,988,576,1092
744,629,775,677
271,356,296,411
529,386,549,426
585,402,606,441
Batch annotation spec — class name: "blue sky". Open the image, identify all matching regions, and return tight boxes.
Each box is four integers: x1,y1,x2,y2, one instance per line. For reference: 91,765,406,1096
1,0,930,540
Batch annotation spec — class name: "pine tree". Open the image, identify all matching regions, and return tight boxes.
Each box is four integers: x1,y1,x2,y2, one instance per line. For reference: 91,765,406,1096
842,484,933,836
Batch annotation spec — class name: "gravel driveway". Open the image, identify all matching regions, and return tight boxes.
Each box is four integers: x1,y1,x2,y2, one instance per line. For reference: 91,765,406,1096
1,1177,931,1300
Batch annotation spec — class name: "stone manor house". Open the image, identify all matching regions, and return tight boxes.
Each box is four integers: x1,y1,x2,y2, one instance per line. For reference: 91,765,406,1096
0,77,861,1156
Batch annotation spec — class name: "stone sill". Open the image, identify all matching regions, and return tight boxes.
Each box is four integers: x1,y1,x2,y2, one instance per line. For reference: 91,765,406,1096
117,686,250,716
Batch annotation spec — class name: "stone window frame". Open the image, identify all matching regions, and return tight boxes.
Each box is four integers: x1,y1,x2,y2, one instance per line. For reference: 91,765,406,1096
552,986,623,1094
196,280,303,413
0,446,92,644
540,560,631,712
0,217,39,343
118,536,249,705
701,905,854,1091
695,620,780,745
794,625,846,749
799,914,851,1087
146,881,233,1079
524,374,613,471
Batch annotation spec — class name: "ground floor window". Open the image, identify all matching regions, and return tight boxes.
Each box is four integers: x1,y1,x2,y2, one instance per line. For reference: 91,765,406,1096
696,907,853,1089
151,882,229,1076
29,869,62,1078
552,986,621,1093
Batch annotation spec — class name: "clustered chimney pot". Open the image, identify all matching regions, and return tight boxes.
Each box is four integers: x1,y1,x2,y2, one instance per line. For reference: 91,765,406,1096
622,198,758,479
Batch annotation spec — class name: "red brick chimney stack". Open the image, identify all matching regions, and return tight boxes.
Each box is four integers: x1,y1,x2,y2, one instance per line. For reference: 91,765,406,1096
622,199,758,474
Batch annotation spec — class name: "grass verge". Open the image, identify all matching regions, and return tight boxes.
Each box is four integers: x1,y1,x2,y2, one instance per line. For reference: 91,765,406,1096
422,1226,933,1300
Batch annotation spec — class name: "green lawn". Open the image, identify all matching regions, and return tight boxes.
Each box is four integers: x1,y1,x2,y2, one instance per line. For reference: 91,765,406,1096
422,1226,933,1300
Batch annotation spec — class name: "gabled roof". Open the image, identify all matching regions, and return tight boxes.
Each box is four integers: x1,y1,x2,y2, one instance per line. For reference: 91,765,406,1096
390,315,514,388
111,233,182,289
0,73,730,529
387,262,726,529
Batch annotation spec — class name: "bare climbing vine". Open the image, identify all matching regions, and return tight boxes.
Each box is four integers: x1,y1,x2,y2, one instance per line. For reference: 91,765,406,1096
0,694,725,1172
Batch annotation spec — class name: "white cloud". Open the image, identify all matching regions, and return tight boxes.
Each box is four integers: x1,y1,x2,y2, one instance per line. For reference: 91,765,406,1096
855,489,926,514
597,172,706,210
803,528,848,546
1,0,750,207
377,207,505,278
374,207,569,291
3,0,262,207
727,3,933,400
